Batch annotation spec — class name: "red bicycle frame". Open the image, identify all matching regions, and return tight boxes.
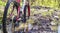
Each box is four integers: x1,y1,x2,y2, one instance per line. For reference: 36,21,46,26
10,0,30,22
16,0,20,20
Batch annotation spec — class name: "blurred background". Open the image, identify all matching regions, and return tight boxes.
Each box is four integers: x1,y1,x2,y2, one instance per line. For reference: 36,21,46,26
0,0,60,33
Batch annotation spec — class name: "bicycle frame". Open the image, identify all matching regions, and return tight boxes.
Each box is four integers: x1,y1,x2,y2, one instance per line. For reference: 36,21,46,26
2,0,30,33
10,0,30,22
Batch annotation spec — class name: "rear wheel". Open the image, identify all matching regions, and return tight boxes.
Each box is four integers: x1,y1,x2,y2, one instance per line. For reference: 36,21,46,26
23,5,30,23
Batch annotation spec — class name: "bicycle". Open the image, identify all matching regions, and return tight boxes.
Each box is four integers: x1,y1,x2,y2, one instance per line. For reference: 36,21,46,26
2,0,30,33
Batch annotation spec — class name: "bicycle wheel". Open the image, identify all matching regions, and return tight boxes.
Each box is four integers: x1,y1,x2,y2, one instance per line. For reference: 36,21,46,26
2,0,16,33
23,4,30,23
23,5,27,23
2,1,11,33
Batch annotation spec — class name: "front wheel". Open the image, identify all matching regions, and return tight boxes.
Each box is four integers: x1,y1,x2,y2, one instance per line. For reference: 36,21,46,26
2,0,14,33
2,1,11,33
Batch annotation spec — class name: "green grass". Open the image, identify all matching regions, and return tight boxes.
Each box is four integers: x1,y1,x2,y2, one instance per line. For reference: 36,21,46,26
0,16,2,24
31,0,60,10
0,0,6,6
